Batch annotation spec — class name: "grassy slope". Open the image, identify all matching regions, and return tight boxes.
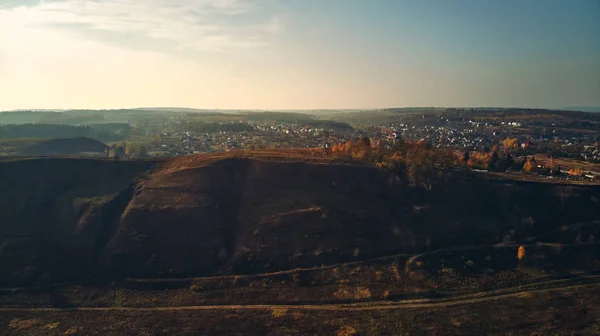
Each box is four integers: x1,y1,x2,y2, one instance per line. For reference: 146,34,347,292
0,137,109,156
2,151,600,334
0,138,44,155
2,284,600,335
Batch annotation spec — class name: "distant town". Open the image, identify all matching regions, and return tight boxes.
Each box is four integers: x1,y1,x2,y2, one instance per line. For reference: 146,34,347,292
1,107,599,181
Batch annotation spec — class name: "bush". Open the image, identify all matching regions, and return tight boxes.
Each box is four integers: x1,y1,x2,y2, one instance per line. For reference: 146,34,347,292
190,284,203,292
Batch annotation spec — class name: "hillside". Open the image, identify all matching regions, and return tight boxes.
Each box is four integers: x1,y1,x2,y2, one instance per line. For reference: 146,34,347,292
16,137,108,156
1,151,599,287
2,151,600,334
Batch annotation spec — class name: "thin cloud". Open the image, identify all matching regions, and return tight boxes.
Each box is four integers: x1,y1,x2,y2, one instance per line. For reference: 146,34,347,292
1,0,282,53
261,16,283,34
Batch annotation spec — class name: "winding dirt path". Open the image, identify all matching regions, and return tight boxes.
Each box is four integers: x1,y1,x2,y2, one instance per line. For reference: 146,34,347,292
1,275,599,313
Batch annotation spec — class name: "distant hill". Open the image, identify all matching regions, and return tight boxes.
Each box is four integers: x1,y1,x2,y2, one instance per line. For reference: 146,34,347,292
18,137,108,156
134,107,231,113
561,107,600,113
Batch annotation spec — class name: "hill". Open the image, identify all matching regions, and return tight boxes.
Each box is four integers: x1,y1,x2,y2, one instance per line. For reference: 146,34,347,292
1,151,600,334
17,137,108,156
562,106,600,113
0,151,599,286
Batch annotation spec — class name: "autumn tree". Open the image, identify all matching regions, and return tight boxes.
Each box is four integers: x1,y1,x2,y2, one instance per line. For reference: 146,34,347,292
502,137,519,150
351,148,370,161
569,168,583,176
338,137,373,162
391,139,407,152
522,156,537,173
125,143,149,158
125,143,134,156
517,246,526,260
333,138,456,187
331,143,347,156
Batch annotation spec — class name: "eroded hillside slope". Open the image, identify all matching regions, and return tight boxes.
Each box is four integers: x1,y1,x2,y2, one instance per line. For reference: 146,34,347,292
1,154,599,286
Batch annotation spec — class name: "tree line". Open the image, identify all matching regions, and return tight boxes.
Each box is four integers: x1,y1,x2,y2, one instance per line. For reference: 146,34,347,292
330,137,456,186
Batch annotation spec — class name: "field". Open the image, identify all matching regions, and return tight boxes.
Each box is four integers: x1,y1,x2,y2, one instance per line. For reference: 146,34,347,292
0,138,44,155
488,171,600,185
534,154,600,174
1,284,600,335
2,242,600,335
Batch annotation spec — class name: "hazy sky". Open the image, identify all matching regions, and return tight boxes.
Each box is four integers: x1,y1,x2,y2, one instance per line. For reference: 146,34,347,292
1,0,599,110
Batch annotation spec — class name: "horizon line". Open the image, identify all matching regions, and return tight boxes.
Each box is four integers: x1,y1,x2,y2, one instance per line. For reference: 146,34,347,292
2,106,599,113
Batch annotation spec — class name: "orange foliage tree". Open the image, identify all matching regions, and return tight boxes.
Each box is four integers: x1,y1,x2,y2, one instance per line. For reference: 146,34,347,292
569,168,583,176
331,138,457,186
522,156,537,173
502,137,519,150
467,151,492,169
517,246,526,260
332,137,373,161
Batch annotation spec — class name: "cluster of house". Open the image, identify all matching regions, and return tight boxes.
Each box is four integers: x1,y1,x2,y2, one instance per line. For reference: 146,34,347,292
145,121,356,156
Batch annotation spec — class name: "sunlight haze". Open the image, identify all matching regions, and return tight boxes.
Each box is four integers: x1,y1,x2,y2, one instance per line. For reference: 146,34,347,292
1,0,599,110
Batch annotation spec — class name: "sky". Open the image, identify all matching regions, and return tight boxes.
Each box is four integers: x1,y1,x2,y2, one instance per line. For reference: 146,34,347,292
0,0,599,110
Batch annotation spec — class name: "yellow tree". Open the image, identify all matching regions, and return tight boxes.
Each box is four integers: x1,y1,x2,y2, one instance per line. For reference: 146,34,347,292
517,246,526,260
125,143,134,156
502,137,518,150
522,157,537,173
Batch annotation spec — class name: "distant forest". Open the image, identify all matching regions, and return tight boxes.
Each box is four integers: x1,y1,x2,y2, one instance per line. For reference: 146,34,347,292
0,123,130,142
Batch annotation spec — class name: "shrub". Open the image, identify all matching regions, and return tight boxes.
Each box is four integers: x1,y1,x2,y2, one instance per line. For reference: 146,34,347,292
271,308,287,318
190,284,203,292
337,325,357,336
